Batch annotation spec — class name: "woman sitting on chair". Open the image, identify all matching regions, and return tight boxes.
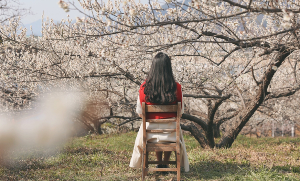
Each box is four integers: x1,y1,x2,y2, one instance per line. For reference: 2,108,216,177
129,52,189,172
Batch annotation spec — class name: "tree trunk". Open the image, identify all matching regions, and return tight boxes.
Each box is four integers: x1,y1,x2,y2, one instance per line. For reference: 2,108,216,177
181,123,208,148
213,123,221,138
97,121,103,134
217,49,291,148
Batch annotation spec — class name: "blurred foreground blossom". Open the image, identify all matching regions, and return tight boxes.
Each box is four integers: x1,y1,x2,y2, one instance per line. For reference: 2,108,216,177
0,90,86,165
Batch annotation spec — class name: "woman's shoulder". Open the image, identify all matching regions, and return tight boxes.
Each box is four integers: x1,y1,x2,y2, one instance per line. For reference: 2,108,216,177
139,81,146,90
175,82,181,88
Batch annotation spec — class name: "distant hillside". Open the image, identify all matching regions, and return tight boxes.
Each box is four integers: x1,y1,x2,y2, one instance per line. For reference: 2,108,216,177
23,19,43,36
23,19,62,36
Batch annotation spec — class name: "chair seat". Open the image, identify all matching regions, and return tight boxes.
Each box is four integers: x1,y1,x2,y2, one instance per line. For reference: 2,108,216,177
147,118,176,123
146,129,176,133
146,143,177,152
147,161,176,164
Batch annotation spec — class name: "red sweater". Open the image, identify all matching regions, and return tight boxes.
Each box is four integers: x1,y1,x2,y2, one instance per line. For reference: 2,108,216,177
139,81,182,119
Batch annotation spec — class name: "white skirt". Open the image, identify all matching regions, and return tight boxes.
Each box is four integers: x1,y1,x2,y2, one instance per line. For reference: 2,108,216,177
129,122,189,172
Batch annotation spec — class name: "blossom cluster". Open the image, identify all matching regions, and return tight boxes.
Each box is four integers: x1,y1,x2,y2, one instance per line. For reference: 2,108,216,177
58,0,69,12
282,9,294,29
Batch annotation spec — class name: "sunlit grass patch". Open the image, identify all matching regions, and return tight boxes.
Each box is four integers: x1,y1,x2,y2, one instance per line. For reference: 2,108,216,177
68,131,137,152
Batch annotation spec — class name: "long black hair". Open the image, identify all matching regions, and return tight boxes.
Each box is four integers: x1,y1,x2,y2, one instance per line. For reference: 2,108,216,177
144,52,177,104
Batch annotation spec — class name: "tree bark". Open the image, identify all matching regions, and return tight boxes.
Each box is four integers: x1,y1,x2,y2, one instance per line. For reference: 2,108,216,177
181,123,208,148
213,123,221,138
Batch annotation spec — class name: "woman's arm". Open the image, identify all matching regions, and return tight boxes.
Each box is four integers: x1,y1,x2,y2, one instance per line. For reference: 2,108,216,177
181,87,184,117
136,95,142,118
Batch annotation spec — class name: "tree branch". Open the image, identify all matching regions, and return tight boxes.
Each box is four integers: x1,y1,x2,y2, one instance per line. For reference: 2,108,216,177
265,85,300,100
183,94,230,99
182,113,208,132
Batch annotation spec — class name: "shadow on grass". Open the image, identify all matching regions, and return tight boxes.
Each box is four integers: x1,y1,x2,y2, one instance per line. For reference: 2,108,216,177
1,147,112,170
273,165,300,173
0,147,131,180
138,160,250,181
180,160,251,180
179,160,300,180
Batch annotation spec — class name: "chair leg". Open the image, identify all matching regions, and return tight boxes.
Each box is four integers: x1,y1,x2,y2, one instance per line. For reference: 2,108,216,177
176,152,181,181
142,150,146,181
142,158,144,180
145,151,149,176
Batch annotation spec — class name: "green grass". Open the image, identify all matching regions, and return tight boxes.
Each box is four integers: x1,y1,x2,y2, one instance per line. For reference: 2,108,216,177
1,133,300,180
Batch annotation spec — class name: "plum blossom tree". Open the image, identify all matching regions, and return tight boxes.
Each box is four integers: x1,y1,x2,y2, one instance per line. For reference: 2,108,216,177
0,0,300,148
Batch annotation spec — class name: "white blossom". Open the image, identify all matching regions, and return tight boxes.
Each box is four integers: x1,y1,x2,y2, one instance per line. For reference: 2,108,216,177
129,9,137,16
107,19,112,27
194,2,200,8
282,8,287,13
58,0,69,12
167,8,176,15
123,0,129,5
282,22,292,29
76,17,82,23
283,14,291,21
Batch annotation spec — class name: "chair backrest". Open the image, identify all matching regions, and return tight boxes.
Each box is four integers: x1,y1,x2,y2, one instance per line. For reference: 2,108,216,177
141,102,182,181
142,102,181,149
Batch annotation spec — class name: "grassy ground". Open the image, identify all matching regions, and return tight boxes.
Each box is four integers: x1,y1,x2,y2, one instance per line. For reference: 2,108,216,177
0,132,300,180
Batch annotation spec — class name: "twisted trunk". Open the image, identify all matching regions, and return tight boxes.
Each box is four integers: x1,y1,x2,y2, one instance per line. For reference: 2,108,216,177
217,48,291,148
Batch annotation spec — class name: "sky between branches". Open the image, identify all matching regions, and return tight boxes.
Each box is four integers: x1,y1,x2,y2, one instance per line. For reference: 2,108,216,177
19,0,153,25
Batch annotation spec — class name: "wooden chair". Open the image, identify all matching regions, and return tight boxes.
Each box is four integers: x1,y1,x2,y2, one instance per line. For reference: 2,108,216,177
141,102,181,181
